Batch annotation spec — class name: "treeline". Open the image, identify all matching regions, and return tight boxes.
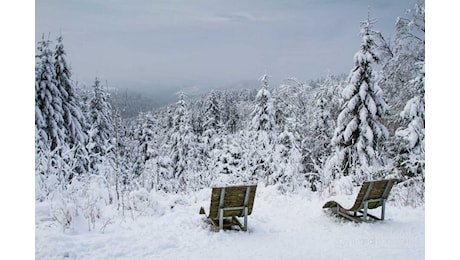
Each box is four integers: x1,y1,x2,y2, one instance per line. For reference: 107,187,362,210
35,1,424,229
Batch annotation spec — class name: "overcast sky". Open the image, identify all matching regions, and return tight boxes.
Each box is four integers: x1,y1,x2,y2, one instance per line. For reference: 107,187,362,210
35,0,416,91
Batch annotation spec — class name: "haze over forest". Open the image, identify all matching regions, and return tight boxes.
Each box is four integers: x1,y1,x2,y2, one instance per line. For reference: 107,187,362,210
35,0,416,115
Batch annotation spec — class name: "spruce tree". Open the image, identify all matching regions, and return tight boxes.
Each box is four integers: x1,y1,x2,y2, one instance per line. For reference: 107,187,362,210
330,16,389,183
168,94,197,191
393,68,424,179
54,35,89,175
385,2,425,206
86,77,114,172
133,112,158,187
250,75,276,139
203,90,222,145
379,0,425,134
274,128,302,192
54,36,87,147
35,36,65,152
248,75,277,184
391,1,425,180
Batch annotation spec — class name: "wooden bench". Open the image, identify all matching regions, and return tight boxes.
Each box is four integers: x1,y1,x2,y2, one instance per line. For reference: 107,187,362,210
322,179,398,222
200,184,257,231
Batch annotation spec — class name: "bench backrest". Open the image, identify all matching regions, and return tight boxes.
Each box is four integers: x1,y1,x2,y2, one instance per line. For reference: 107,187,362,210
208,185,257,219
350,179,397,211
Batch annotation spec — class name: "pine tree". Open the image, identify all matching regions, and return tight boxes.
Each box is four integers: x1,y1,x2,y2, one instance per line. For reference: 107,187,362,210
36,34,89,187
248,75,277,184
300,78,339,191
211,136,246,186
330,16,389,183
168,94,198,191
379,0,425,134
391,1,425,180
36,35,77,186
86,78,114,171
54,36,87,147
224,92,240,134
111,108,131,188
202,90,222,149
393,67,424,179
250,75,276,139
35,36,66,152
133,112,159,189
274,128,302,192
54,35,89,175
136,112,157,167
303,78,337,173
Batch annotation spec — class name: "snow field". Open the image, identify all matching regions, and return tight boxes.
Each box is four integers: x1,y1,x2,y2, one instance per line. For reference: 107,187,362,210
35,185,424,259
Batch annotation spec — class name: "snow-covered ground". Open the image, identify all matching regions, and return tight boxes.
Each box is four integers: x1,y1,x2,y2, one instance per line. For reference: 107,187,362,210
35,185,424,259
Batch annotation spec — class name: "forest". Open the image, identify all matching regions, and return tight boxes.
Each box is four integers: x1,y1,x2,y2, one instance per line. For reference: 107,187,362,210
35,2,424,232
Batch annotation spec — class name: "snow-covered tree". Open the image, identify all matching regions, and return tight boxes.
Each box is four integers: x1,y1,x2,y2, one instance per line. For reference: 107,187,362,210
274,128,303,192
250,75,277,140
300,78,339,190
36,36,59,192
54,36,87,148
130,112,159,191
329,16,389,184
391,1,425,180
54,35,89,175
168,94,199,191
379,0,425,134
210,136,247,186
134,112,158,173
203,90,221,133
202,90,222,151
36,35,89,184
393,69,424,178
224,94,240,134
111,108,132,190
35,36,65,152
86,78,114,172
248,75,277,184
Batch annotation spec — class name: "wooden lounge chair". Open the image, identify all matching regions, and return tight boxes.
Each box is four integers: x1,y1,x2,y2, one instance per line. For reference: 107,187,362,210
322,179,398,223
199,184,257,231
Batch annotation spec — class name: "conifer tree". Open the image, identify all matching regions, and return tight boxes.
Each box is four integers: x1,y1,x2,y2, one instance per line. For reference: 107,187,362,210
211,136,246,186
303,79,337,174
248,75,277,184
86,78,114,172
36,35,78,185
136,112,157,166
379,0,425,134
133,112,158,188
54,35,89,175
250,75,276,140
391,1,425,179
393,67,424,179
203,90,222,144
224,93,240,134
330,16,389,183
168,94,198,191
35,36,65,152
54,36,87,147
274,128,302,192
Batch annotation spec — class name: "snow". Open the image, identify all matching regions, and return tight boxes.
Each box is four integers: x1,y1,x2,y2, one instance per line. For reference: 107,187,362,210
35,185,424,259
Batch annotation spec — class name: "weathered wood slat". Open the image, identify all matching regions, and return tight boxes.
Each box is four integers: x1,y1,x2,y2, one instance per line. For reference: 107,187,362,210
200,184,257,231
322,179,397,222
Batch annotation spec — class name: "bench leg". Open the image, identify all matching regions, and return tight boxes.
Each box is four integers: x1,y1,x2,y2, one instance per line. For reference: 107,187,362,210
363,201,368,222
219,209,224,231
381,199,386,220
243,207,248,231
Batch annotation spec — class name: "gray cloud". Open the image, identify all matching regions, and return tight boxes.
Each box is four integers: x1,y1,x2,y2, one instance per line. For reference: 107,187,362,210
36,0,416,90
